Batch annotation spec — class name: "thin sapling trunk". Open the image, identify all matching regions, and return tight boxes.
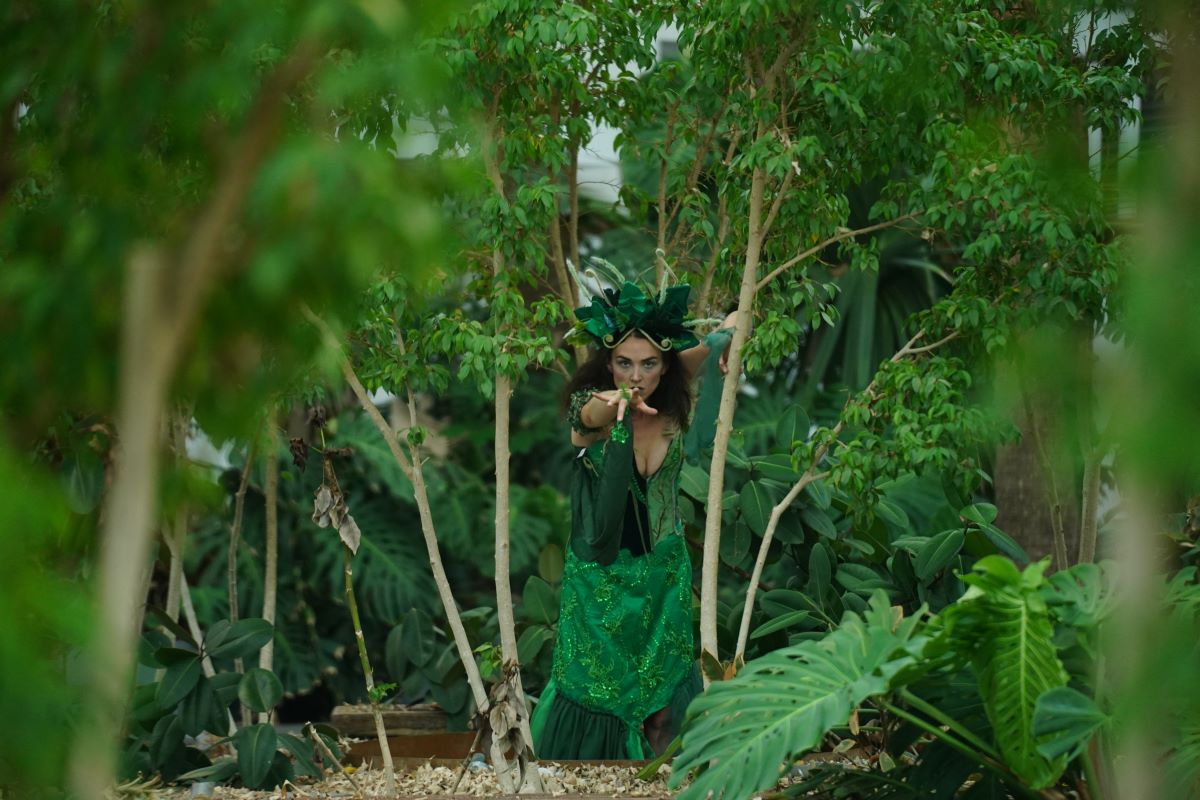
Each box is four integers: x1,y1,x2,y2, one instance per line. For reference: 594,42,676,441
258,427,279,723
315,452,395,796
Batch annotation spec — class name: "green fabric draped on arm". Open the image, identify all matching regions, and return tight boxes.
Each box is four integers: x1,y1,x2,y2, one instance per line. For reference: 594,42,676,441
684,327,734,464
570,420,634,566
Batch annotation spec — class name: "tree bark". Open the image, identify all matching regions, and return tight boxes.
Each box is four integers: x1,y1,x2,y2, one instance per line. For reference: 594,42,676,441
258,427,279,723
69,246,174,800
993,367,1080,568
699,163,767,671
164,412,190,624
342,544,396,796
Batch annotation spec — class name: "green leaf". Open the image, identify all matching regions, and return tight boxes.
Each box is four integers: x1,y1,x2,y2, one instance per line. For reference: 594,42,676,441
538,542,564,583
130,683,163,725
1033,687,1107,761
385,623,408,681
961,503,998,525
1041,562,1110,629
804,479,832,510
277,733,321,779
517,625,554,665
808,543,833,600
235,724,278,789
63,447,104,513
148,714,184,768
680,463,709,501
180,676,219,737
775,405,811,448
751,454,800,483
156,655,202,709
875,499,909,529
802,506,837,539
145,607,196,648
943,557,1069,788
671,593,925,800
915,529,964,581
238,668,284,714
979,522,1027,563
402,608,435,667
750,610,810,639
741,481,773,536
720,523,752,568
209,671,242,707
523,575,559,625
760,589,812,617
178,757,239,784
207,618,273,660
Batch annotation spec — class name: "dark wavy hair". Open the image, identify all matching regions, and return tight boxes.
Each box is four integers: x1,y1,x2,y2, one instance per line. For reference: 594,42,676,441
562,331,693,428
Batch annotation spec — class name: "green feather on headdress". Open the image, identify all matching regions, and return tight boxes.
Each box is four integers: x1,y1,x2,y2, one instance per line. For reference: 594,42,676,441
567,256,700,351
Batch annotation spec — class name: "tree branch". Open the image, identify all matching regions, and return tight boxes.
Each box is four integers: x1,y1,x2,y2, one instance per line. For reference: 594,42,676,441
756,212,919,292
167,42,319,361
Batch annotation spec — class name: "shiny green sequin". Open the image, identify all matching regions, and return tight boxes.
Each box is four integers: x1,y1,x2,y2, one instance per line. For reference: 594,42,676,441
568,390,602,435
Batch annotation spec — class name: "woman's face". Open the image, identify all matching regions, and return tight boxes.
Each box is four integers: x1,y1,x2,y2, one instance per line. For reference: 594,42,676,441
608,336,667,399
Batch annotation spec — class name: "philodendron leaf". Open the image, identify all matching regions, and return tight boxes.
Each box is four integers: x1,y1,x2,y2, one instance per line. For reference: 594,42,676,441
1033,687,1107,761
402,607,435,667
943,557,1069,789
238,668,284,714
235,723,278,789
671,592,926,800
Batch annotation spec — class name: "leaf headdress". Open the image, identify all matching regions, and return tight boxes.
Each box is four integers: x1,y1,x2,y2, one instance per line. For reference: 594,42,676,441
567,255,701,352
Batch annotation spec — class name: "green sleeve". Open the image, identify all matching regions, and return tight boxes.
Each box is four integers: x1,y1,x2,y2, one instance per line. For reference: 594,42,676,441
684,328,734,464
570,421,634,566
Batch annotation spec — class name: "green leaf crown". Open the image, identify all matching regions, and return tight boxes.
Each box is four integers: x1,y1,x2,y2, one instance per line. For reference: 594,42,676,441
567,257,700,352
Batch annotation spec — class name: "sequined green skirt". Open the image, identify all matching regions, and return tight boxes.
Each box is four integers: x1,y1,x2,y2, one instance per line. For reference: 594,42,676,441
530,535,697,760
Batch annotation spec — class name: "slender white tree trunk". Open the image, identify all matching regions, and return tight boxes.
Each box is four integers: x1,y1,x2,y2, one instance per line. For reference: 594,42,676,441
69,247,174,800
258,428,279,723
699,164,766,673
164,412,190,623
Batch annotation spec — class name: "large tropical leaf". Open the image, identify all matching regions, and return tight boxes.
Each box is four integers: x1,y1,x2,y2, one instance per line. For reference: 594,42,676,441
670,592,926,800
941,557,1069,789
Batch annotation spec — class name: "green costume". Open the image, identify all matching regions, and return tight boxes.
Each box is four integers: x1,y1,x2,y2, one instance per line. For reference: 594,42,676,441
530,328,731,760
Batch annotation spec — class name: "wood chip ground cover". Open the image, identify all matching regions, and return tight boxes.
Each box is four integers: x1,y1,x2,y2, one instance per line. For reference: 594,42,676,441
155,763,676,799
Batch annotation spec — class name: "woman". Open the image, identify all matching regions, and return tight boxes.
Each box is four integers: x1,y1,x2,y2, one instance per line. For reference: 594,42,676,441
529,278,734,760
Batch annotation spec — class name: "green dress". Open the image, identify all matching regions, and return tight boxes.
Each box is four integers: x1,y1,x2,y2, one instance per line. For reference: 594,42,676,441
530,330,730,760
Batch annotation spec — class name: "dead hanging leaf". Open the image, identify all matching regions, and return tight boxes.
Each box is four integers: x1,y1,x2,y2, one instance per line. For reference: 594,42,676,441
312,484,336,527
289,437,309,471
338,511,361,554
849,708,860,735
489,699,518,739
311,482,361,554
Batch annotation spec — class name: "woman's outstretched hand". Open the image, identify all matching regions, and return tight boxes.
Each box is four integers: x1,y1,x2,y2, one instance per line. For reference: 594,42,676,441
592,387,658,422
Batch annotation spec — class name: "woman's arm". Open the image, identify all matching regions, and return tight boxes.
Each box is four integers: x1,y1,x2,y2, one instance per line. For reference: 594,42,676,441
569,388,654,446
677,311,738,378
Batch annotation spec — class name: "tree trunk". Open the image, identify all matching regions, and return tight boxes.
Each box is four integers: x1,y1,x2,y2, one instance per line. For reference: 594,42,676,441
69,247,174,800
699,163,767,671
343,545,396,796
258,428,279,723
164,412,190,624
993,384,1080,568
